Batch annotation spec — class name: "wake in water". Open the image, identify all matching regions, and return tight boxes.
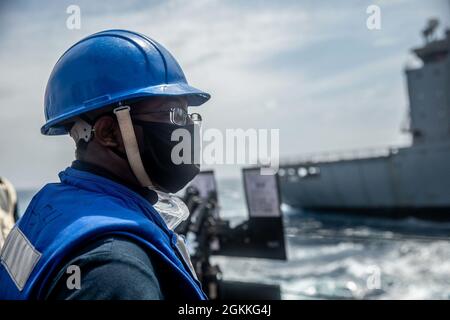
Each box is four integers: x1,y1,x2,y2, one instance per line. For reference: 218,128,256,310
214,179,450,300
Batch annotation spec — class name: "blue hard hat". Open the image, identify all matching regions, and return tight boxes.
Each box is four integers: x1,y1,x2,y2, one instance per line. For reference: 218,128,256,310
41,29,210,135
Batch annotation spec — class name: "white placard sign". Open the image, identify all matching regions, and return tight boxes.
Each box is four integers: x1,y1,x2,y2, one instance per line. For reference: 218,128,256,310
189,171,217,199
243,169,281,218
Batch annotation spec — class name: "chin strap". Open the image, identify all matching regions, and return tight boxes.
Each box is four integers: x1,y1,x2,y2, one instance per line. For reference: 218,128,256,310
113,106,153,188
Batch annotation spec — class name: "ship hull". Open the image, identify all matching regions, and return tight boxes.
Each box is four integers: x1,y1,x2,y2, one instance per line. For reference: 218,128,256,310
279,143,450,219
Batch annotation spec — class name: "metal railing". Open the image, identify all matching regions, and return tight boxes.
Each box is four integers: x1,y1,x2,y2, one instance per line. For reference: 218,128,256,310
280,145,408,166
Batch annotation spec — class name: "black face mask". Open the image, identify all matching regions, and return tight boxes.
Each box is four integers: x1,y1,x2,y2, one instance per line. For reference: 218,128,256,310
132,120,201,193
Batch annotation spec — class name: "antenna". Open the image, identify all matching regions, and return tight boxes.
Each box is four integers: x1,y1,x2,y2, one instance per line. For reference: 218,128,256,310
422,18,439,43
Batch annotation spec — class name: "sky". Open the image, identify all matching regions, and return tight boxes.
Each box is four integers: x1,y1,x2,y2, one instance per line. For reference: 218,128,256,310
0,0,449,189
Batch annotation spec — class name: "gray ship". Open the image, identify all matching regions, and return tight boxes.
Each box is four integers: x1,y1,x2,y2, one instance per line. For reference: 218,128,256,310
278,22,450,219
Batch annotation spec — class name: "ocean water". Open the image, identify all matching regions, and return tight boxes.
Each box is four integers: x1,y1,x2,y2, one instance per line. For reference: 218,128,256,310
17,179,450,300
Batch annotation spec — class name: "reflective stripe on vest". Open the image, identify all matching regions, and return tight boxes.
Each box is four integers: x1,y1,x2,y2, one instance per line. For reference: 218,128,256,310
0,226,41,290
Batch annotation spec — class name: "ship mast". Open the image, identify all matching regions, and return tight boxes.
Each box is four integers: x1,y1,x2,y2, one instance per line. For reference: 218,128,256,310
422,18,439,44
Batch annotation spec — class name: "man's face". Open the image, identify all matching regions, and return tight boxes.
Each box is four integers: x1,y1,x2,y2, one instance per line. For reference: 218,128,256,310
125,96,200,192
129,96,192,152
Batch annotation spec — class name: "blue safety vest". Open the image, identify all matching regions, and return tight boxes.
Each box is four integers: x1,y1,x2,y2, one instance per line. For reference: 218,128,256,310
0,167,207,300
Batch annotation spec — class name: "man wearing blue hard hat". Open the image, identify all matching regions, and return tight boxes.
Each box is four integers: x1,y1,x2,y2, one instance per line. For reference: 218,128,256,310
0,30,210,300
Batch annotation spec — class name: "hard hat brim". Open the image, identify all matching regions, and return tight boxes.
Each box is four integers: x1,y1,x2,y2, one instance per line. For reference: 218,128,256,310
41,83,210,136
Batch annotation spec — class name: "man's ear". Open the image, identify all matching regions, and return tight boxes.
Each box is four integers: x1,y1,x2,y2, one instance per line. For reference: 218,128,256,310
92,115,122,148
